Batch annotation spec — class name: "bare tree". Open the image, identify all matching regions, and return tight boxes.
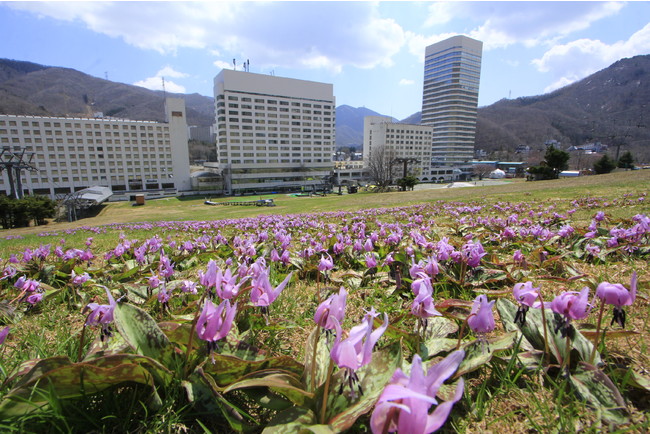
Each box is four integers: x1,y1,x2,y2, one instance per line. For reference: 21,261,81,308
472,164,494,180
366,144,397,188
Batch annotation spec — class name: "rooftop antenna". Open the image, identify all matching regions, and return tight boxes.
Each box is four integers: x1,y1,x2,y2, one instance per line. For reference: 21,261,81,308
233,59,236,70
162,77,166,98
246,59,250,72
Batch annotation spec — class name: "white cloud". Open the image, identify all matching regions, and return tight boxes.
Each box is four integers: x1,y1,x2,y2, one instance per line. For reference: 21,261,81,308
134,66,188,93
9,2,406,74
419,2,625,50
399,78,415,86
533,23,650,92
213,60,233,70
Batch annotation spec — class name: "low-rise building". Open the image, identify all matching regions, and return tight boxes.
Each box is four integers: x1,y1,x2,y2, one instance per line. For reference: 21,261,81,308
363,116,433,181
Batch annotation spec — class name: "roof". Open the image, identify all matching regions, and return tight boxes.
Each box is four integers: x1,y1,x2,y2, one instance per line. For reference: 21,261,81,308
65,186,113,206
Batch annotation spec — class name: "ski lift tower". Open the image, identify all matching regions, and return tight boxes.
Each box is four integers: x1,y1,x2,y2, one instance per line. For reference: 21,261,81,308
0,147,38,199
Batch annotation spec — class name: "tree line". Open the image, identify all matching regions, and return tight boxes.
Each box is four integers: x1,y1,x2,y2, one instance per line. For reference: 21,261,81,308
0,195,56,229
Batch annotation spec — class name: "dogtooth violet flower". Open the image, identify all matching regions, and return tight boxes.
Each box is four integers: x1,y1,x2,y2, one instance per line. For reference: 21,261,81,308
250,269,293,308
83,286,117,341
550,287,591,337
330,308,389,397
314,287,347,330
467,295,495,335
596,272,637,327
318,253,334,273
512,281,542,325
370,351,465,434
196,298,237,360
0,326,8,346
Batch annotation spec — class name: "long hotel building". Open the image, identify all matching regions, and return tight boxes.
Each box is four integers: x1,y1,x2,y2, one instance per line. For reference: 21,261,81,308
422,35,482,168
214,70,335,195
0,98,191,199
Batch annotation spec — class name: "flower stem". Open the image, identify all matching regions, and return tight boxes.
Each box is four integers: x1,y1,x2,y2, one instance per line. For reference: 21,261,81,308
456,313,475,350
310,325,321,393
77,325,87,362
538,298,550,366
319,357,334,425
589,301,606,365
185,293,206,376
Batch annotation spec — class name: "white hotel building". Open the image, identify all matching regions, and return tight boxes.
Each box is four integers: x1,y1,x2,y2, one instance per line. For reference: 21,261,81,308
213,70,335,195
363,116,433,182
0,98,191,199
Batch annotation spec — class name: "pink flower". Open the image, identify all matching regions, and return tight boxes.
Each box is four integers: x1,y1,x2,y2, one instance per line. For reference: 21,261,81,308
0,326,9,346
596,272,637,327
467,295,495,334
551,287,591,322
370,351,465,434
365,253,378,268
512,281,542,326
250,270,292,307
196,298,237,343
513,282,542,309
71,271,91,286
330,308,388,372
314,287,347,330
84,286,117,340
318,253,334,272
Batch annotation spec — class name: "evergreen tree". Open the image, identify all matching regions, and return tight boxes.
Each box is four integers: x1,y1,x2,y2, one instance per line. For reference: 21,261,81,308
593,154,617,174
617,151,635,169
544,145,570,178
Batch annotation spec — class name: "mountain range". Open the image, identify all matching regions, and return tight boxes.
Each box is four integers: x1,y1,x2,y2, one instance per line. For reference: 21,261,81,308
1,56,648,161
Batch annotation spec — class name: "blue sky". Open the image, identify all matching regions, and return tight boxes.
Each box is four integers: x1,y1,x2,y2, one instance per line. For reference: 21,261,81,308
1,1,649,120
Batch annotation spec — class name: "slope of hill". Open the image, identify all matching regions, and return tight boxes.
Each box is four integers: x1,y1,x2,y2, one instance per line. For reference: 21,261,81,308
475,55,650,160
0,59,214,126
335,105,393,146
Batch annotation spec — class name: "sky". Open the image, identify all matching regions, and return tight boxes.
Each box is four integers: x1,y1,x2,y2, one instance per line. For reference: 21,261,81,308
1,1,649,120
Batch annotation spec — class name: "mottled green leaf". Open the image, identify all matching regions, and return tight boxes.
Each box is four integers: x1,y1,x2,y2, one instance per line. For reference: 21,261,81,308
302,327,333,391
223,370,312,406
610,368,650,392
263,407,317,433
114,302,176,368
0,355,168,418
327,343,402,431
203,353,304,388
454,331,517,378
570,362,629,425
496,298,601,367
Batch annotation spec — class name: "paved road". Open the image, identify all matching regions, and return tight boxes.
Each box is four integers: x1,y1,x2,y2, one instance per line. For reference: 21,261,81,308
413,180,512,190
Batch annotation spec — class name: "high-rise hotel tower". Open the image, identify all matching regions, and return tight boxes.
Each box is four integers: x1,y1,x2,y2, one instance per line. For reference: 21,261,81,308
421,35,482,167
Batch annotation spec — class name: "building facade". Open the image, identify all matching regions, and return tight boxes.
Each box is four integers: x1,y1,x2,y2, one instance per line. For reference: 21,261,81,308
422,35,482,168
363,116,433,182
0,98,191,199
213,69,335,195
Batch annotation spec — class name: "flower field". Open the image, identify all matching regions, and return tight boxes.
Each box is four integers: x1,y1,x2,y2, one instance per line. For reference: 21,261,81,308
0,184,648,432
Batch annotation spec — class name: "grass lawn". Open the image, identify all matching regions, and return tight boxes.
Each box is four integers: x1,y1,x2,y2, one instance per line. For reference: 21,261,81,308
0,170,648,433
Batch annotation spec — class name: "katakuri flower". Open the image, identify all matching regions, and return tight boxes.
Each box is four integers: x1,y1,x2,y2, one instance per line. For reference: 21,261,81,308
83,286,117,341
370,351,465,434
330,308,389,397
0,326,9,346
467,295,495,335
250,269,293,308
596,272,637,327
512,281,541,325
314,287,347,330
196,298,237,359
550,287,591,337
